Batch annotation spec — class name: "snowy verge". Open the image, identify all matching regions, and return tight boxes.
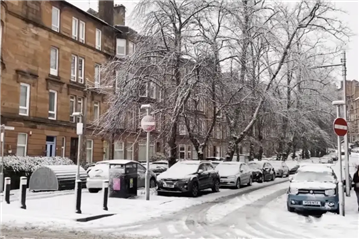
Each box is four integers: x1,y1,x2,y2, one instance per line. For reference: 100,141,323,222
206,181,289,222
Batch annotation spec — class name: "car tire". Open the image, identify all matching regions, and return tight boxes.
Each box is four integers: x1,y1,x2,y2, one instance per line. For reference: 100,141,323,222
247,177,252,186
235,178,241,189
258,175,264,183
150,178,156,188
190,182,199,197
212,179,220,192
287,205,295,212
157,191,165,196
88,188,100,193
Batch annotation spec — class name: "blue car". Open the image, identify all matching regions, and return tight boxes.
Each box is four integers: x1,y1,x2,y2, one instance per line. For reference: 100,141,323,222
287,166,339,214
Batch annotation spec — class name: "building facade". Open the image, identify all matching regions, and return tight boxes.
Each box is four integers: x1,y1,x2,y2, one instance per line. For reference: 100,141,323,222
0,0,228,163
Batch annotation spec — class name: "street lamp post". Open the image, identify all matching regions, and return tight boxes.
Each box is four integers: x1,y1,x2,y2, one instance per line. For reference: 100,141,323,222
72,112,83,214
140,104,155,201
332,100,345,216
0,125,14,193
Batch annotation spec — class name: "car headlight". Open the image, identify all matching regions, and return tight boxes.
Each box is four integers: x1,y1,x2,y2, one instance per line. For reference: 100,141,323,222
288,187,298,195
325,189,335,196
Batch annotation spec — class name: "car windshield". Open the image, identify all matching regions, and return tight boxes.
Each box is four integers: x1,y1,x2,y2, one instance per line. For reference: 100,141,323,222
216,163,239,175
167,162,199,175
293,171,335,183
248,163,261,169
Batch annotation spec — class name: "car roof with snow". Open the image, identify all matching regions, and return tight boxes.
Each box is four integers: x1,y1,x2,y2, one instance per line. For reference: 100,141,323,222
218,161,242,165
297,164,333,173
96,159,135,165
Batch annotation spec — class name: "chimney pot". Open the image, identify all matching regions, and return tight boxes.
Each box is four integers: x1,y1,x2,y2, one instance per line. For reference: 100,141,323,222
98,0,114,25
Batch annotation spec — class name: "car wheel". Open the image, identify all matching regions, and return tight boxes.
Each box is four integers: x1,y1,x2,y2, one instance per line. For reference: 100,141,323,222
247,177,252,186
235,178,241,189
150,178,156,188
258,175,263,183
271,174,275,181
88,188,100,193
190,182,199,197
287,205,295,212
212,179,220,192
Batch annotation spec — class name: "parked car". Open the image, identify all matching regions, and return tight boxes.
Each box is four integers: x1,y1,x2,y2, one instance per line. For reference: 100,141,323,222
86,160,157,193
287,165,339,214
216,162,252,188
248,161,275,182
156,160,220,197
150,160,169,176
267,161,289,178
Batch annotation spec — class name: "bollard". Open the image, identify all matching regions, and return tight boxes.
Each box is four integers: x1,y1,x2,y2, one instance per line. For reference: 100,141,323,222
19,176,27,209
4,177,10,204
75,179,82,214
102,180,109,211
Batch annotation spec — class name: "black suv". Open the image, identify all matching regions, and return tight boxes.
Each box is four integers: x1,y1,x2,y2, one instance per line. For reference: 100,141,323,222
156,160,220,197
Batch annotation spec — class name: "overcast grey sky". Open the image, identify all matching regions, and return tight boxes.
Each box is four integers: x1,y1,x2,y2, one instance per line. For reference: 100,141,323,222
68,0,358,81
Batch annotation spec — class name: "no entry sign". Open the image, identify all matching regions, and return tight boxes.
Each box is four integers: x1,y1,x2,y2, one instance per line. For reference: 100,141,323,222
333,118,348,136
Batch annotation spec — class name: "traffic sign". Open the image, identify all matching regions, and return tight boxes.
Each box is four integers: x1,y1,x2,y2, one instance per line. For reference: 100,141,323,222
334,118,348,136
141,115,156,132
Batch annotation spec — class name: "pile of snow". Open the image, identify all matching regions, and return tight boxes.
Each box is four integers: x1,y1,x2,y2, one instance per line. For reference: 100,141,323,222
0,156,74,173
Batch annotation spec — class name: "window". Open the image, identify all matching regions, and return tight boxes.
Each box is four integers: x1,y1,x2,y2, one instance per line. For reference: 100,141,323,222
19,83,30,116
187,145,191,159
179,124,187,135
116,38,126,56
79,21,85,43
126,142,134,160
138,107,146,127
78,57,84,83
50,47,59,76
103,141,109,160
93,102,100,121
77,98,83,122
94,64,101,87
149,82,156,99
61,137,66,157
95,29,101,50
128,41,135,55
86,140,93,163
72,17,78,40
16,133,27,156
114,141,124,159
198,99,205,111
48,90,57,120
216,125,222,139
179,144,185,159
52,7,60,32
69,96,75,122
71,55,77,81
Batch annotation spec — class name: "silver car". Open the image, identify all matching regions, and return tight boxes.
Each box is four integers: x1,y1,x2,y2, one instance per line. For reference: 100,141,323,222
217,162,252,189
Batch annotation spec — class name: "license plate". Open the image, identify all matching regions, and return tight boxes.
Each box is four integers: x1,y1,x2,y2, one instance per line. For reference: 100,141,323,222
303,201,321,205
165,184,174,188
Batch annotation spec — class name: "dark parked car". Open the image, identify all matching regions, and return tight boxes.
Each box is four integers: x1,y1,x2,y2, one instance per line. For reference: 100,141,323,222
156,160,220,197
248,161,275,182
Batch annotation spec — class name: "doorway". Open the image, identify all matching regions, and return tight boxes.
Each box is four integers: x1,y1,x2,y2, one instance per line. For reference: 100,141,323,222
70,137,78,163
46,136,56,157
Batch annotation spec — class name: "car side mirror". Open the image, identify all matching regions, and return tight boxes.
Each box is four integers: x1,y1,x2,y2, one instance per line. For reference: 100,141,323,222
198,169,204,174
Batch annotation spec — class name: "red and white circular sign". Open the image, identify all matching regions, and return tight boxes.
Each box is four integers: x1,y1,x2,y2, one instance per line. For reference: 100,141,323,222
333,118,348,136
141,115,156,132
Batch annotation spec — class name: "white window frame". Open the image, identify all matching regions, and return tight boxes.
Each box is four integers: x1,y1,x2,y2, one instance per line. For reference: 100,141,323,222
16,133,28,156
79,21,85,43
72,17,78,40
179,144,186,159
94,64,101,87
71,55,77,81
19,83,30,116
78,57,84,83
114,141,124,159
69,96,76,122
116,38,126,56
149,82,156,99
93,101,100,121
86,139,93,163
48,90,57,120
95,29,102,50
50,47,59,76
126,142,134,160
77,98,83,121
61,137,66,157
51,7,60,32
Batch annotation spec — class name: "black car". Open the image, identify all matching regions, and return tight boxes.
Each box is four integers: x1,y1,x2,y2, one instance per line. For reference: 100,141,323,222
248,161,275,182
156,160,220,197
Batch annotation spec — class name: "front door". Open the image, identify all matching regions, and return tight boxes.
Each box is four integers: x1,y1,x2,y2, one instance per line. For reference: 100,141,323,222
70,137,78,164
46,136,56,157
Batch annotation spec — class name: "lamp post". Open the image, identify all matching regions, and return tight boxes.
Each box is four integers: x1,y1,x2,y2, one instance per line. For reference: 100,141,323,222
72,112,83,213
332,100,345,216
140,104,155,201
0,125,14,193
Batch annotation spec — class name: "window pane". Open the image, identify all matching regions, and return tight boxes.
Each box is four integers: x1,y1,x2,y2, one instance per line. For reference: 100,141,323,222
78,58,84,81
49,92,55,111
16,147,25,157
50,48,57,69
52,8,58,27
17,134,26,145
114,151,124,159
20,85,28,107
114,141,123,150
86,140,92,148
